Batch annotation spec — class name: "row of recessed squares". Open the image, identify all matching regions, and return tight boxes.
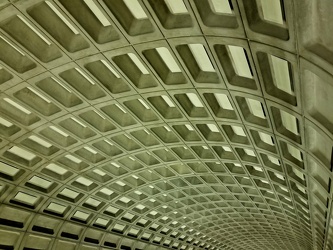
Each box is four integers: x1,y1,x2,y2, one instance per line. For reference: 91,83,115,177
169,145,209,160
117,91,222,122
136,37,223,87
148,125,227,154
170,162,209,175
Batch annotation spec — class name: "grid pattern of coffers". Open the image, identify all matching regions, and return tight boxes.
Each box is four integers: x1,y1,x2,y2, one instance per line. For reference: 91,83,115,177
0,0,332,250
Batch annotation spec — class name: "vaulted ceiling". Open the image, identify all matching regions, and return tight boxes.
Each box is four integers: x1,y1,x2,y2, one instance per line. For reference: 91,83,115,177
0,0,333,250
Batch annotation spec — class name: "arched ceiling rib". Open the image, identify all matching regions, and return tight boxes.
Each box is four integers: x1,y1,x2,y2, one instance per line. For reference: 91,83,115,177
0,0,333,250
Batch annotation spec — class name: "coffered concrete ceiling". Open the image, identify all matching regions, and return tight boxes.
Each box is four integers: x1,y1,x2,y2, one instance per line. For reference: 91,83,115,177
0,0,333,249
